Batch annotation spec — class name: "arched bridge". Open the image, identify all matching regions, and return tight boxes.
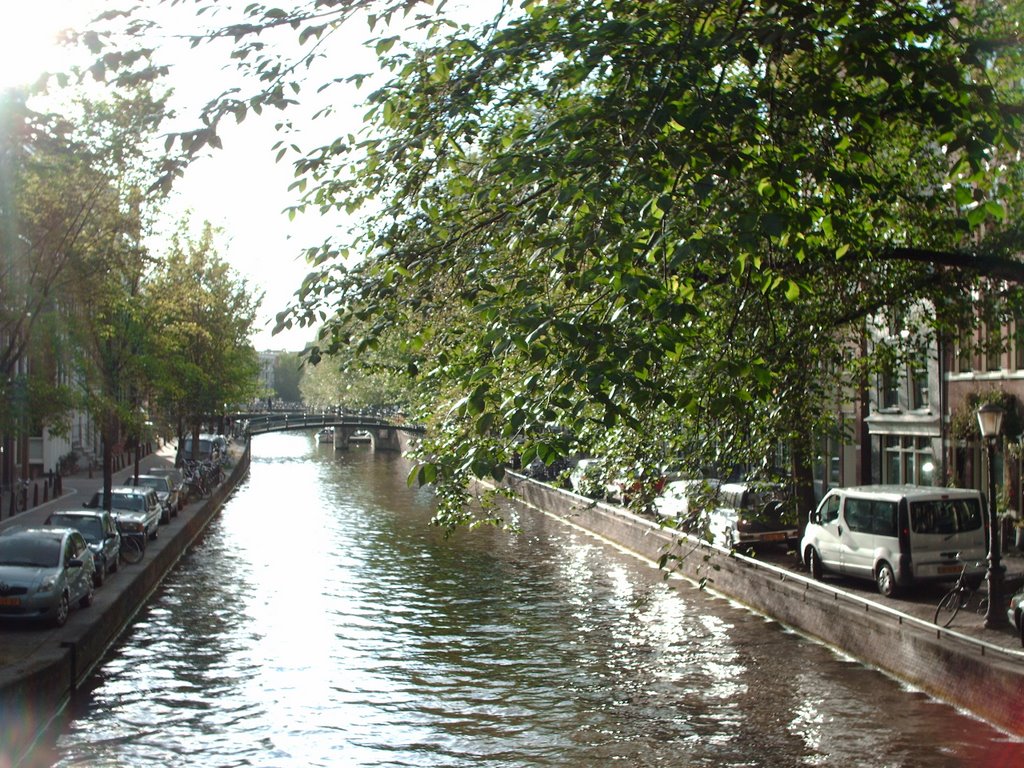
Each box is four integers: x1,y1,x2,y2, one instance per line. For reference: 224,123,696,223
238,412,424,452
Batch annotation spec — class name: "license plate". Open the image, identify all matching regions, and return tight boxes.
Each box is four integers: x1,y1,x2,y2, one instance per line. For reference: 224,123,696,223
0,596,20,607
761,532,786,542
938,565,963,575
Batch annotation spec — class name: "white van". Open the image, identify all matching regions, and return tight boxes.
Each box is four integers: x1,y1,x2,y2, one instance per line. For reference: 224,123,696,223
801,485,987,597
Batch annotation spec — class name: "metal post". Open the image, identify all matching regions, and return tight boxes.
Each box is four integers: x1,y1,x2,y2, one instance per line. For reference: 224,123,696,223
984,436,1009,629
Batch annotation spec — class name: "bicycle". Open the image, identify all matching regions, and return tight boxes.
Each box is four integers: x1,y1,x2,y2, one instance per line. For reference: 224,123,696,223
118,529,146,565
934,564,987,627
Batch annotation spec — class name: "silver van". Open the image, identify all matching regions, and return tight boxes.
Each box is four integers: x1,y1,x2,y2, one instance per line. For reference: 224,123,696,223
801,485,987,597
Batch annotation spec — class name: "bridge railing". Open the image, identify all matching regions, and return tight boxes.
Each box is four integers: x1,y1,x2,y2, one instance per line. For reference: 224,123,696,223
240,413,422,435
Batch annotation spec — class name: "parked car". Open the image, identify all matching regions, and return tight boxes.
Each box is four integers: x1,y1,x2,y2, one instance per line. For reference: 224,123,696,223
1008,587,1024,648
0,527,96,627
707,481,800,552
178,435,217,464
148,467,188,509
128,474,180,523
801,485,987,597
654,478,722,533
45,510,121,586
84,486,162,541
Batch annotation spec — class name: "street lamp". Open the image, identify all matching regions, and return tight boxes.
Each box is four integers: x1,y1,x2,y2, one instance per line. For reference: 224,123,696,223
977,402,1010,629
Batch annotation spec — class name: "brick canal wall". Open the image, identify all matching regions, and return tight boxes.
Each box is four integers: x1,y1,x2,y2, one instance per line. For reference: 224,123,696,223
501,472,1024,738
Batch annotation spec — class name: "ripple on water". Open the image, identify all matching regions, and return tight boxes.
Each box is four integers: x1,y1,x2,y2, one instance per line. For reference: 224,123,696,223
47,434,1021,768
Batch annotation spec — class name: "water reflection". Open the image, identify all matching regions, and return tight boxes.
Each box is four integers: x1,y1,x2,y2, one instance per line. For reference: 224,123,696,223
46,432,1019,767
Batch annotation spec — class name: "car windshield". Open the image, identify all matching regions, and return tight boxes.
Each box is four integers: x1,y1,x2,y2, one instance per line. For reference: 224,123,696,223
135,477,165,491
0,536,61,567
49,516,103,542
111,494,144,512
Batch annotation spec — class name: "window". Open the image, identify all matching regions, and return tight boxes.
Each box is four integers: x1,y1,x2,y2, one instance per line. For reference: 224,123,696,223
845,499,873,533
1016,319,1024,370
910,356,929,410
821,494,840,523
986,323,1002,371
813,436,842,488
883,437,935,485
909,499,983,534
880,365,900,409
844,499,897,536
957,330,973,373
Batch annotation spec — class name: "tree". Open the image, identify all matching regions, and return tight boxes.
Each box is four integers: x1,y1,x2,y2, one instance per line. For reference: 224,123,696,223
86,1,1024,528
144,218,261,454
272,351,304,404
298,324,419,412
52,84,174,505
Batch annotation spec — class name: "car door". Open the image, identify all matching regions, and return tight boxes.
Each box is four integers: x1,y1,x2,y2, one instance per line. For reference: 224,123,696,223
812,493,844,571
838,497,876,579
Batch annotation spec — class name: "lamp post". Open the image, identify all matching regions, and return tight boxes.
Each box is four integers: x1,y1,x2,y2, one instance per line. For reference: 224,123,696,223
977,402,1010,630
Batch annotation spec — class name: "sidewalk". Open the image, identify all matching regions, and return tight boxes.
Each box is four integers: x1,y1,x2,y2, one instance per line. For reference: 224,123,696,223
0,443,179,535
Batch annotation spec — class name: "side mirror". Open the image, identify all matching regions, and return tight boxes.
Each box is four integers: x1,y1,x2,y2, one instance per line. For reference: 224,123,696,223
809,510,820,525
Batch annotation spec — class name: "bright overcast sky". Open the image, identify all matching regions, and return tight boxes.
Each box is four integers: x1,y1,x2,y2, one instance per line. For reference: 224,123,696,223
1,0,489,352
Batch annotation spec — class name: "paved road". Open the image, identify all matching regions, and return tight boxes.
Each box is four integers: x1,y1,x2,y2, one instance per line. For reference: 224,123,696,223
0,444,179,535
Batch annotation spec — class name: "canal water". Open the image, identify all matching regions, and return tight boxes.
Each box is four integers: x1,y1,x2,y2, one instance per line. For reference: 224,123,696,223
43,432,1020,767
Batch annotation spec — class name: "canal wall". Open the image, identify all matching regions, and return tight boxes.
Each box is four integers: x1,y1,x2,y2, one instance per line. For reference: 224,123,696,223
0,444,251,766
500,471,1024,738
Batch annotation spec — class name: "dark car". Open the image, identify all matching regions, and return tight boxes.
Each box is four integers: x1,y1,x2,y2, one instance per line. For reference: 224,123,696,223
707,481,800,551
128,474,180,523
46,510,121,587
148,467,189,509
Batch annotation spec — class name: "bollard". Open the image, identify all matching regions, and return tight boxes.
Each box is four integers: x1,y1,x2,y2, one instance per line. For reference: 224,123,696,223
55,473,62,496
32,483,38,508
43,483,48,503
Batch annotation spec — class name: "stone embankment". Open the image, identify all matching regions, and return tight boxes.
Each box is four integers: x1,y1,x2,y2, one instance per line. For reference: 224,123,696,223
0,440,251,766
500,472,1024,738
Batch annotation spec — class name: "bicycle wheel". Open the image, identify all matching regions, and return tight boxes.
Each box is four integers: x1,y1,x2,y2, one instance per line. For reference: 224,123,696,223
120,534,144,565
934,588,963,627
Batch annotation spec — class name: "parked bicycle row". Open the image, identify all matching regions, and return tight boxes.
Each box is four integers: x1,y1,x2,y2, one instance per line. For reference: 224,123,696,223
0,452,228,629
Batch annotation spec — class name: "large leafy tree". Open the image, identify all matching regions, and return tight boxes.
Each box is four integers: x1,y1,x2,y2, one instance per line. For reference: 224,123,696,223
0,89,126,443
85,1,1024,527
57,87,172,503
144,218,261,451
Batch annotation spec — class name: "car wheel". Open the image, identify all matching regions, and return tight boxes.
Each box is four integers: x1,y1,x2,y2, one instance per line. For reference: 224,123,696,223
150,525,159,541
109,552,119,574
53,592,70,627
93,561,105,588
807,547,823,581
876,561,898,598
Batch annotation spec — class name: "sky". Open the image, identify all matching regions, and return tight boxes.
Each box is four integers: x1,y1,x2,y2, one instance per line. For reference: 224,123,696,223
0,0,422,352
